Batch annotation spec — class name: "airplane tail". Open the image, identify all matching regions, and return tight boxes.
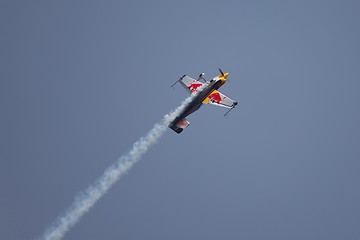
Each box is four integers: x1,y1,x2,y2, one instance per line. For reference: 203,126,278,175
168,117,190,134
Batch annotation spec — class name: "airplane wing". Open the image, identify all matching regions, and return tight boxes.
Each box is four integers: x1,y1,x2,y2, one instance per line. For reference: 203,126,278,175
203,90,237,109
178,75,204,93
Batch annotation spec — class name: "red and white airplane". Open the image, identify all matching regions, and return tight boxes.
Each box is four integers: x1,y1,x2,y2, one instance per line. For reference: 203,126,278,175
169,68,237,134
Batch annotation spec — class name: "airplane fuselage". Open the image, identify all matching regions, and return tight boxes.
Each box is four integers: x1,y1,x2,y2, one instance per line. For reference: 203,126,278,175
169,79,223,128
168,69,236,134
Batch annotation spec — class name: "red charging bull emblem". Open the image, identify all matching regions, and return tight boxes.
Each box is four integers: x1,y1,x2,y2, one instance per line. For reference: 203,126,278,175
188,83,202,92
178,119,189,127
208,92,223,104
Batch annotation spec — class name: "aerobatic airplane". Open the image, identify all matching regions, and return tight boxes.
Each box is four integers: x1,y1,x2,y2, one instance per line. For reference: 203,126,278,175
169,68,237,134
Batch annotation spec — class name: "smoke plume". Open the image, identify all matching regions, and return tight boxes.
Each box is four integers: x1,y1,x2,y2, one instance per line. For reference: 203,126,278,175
42,93,196,240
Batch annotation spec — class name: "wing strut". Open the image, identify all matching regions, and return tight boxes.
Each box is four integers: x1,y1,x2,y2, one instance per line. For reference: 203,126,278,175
197,73,206,82
224,102,238,116
171,75,186,88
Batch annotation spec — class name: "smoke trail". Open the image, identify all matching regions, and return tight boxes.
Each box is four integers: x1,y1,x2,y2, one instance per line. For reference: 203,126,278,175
42,93,196,240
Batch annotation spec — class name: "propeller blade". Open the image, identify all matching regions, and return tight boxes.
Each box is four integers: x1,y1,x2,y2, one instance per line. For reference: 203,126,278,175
218,68,224,76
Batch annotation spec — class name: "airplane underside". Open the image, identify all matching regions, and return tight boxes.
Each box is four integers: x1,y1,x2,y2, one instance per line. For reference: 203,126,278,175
169,80,222,134
168,69,237,134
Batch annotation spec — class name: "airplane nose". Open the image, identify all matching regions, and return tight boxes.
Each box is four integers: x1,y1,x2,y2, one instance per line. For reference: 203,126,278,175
224,73,229,79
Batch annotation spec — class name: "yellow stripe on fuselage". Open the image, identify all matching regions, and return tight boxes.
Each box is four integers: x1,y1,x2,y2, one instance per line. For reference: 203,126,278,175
219,72,229,80
202,72,228,104
202,90,219,104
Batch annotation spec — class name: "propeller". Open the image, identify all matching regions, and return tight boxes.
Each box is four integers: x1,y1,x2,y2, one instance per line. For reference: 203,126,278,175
218,68,224,76
218,67,229,81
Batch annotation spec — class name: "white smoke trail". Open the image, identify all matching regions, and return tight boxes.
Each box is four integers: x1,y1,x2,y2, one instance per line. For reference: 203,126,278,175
42,93,196,240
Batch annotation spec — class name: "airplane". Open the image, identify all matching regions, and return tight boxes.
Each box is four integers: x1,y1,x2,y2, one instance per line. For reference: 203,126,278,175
169,68,238,134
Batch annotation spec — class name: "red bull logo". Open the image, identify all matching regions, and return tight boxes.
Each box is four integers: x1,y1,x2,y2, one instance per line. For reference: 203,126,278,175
178,119,190,127
188,83,203,92
208,92,223,104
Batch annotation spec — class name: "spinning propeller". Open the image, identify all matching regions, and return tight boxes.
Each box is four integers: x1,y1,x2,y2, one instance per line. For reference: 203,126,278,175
218,68,229,81
218,68,225,76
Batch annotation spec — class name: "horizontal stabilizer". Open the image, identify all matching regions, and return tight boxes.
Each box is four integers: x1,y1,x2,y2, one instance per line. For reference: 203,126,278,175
168,117,190,134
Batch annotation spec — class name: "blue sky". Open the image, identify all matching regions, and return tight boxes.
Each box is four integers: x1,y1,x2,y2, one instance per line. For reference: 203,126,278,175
1,1,360,239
